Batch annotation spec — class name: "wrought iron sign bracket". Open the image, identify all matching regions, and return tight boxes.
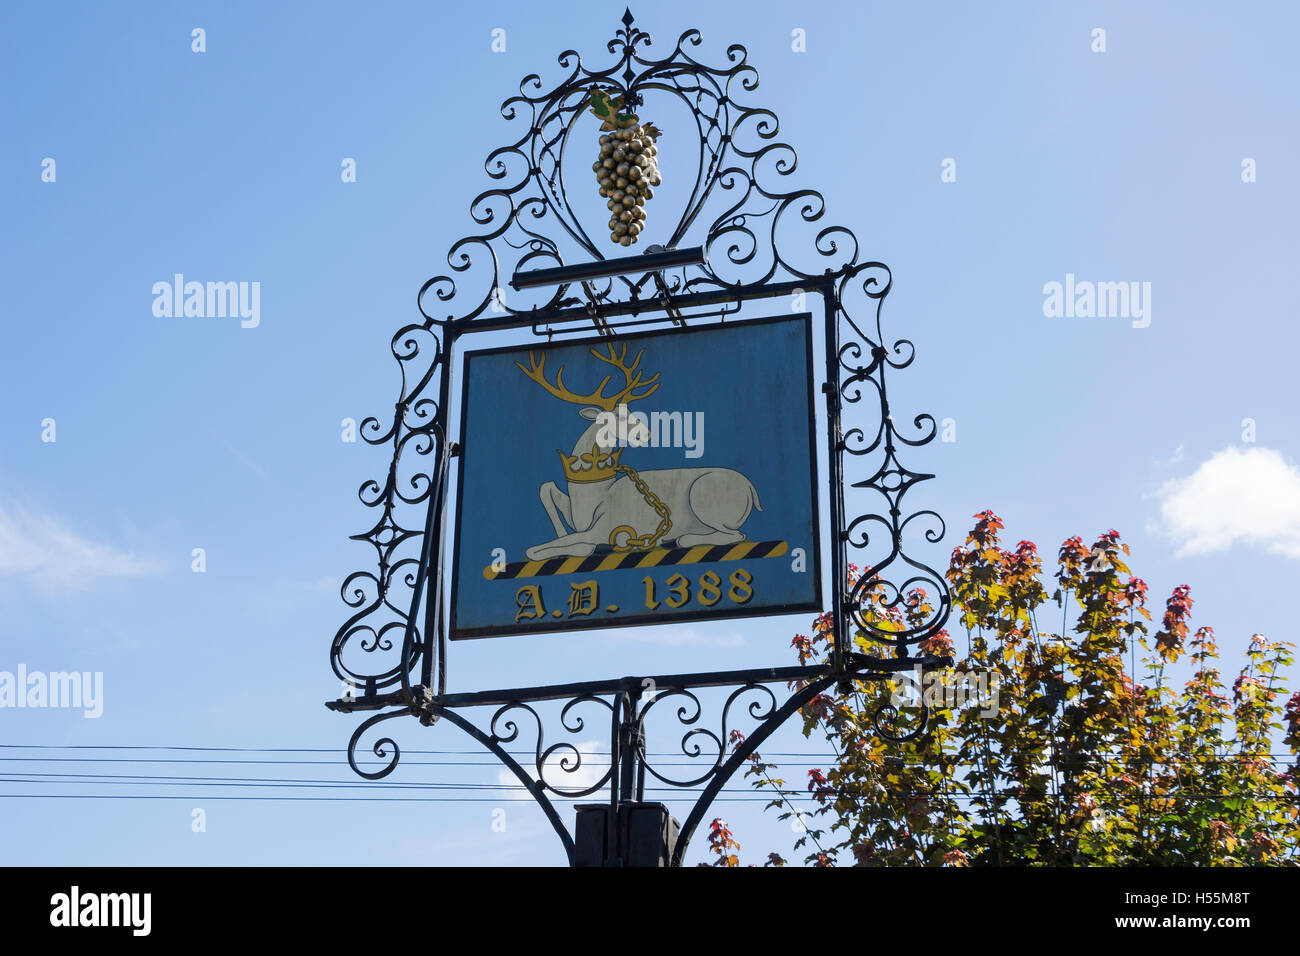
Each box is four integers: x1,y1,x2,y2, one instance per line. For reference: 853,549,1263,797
327,9,952,866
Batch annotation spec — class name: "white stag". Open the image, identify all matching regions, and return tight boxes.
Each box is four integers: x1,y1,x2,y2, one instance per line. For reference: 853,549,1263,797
516,342,761,561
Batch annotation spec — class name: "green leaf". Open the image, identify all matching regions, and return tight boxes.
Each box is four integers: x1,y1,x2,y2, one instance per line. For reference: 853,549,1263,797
587,90,617,120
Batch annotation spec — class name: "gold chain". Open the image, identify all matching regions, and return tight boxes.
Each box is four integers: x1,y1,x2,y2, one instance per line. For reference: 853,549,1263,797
608,463,672,552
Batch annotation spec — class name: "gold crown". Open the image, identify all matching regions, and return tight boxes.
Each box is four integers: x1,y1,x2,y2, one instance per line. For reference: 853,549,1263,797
557,442,623,483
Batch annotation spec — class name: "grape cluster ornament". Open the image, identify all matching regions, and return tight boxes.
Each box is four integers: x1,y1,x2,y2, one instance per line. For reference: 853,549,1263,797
586,90,661,246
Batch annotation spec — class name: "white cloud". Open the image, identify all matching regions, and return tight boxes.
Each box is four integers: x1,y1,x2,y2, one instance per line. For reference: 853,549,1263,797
0,503,162,587
1153,446,1300,559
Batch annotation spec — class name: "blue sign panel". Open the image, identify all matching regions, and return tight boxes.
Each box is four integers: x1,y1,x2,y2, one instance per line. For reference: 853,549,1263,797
450,314,821,639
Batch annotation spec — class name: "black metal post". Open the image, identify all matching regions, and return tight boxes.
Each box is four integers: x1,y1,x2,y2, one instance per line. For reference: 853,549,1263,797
821,277,849,681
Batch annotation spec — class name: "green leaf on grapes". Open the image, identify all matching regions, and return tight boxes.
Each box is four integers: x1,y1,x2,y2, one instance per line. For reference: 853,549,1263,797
587,90,620,120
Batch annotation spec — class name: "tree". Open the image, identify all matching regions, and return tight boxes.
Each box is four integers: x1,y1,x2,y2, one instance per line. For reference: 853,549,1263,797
734,511,1299,866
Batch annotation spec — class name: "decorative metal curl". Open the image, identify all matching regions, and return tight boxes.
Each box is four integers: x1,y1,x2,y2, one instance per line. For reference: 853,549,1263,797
346,709,409,780
636,683,776,788
487,696,616,798
870,699,931,744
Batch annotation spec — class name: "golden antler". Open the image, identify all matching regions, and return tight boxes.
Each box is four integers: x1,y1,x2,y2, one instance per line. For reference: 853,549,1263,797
515,351,616,410
590,342,660,408
515,343,660,411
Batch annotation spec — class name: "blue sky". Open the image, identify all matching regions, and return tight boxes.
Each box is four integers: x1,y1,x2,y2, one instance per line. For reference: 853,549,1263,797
1,0,1297,866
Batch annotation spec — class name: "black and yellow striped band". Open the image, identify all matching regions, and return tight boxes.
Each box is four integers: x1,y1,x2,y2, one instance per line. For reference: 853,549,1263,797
483,540,789,581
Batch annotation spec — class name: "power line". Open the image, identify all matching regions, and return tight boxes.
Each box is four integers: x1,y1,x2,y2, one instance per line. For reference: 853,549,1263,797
3,745,1292,760
0,756,846,768
0,791,1292,803
0,771,785,794
0,771,1293,802
0,794,790,803
0,744,857,758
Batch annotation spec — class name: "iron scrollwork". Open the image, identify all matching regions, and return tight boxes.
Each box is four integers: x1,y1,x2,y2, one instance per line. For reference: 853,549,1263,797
328,8,952,865
835,261,952,653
